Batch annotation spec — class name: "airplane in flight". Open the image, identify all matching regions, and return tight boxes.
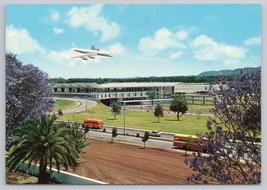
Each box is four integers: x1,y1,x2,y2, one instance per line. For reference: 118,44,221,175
71,44,114,60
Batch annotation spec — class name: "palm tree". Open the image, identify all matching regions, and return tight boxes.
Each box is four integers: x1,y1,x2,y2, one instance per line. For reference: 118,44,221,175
7,114,87,184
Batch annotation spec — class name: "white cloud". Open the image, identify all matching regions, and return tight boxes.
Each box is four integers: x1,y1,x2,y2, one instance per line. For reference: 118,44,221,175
176,31,188,41
6,25,45,54
106,42,125,55
244,36,261,46
138,28,188,55
51,11,60,22
192,34,247,65
67,5,120,42
47,50,69,65
53,27,65,34
170,51,183,59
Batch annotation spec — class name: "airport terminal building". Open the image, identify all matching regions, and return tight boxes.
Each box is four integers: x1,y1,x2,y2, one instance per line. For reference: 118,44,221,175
52,82,212,105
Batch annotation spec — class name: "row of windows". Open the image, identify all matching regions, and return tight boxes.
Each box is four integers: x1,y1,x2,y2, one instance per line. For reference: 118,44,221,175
174,137,197,142
99,92,148,99
174,137,207,143
54,87,174,93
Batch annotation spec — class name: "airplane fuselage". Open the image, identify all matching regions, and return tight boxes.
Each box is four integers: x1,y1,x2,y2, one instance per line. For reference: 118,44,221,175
73,48,114,57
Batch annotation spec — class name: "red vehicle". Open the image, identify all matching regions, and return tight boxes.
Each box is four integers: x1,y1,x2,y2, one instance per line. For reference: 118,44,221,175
82,118,104,129
173,133,207,152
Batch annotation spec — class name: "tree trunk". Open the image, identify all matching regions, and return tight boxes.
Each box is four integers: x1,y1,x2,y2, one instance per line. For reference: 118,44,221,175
38,160,48,184
144,142,145,149
111,136,113,143
158,117,159,123
177,112,180,121
82,128,89,139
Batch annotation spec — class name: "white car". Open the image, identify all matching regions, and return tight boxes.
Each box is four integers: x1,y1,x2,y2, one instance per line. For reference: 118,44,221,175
149,130,161,137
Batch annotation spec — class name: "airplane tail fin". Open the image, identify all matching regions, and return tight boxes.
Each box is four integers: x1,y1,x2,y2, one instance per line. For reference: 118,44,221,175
71,42,77,48
92,45,100,51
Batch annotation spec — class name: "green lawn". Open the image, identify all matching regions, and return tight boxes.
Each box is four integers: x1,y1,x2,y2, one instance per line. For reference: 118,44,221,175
59,103,211,135
51,99,78,112
162,104,213,115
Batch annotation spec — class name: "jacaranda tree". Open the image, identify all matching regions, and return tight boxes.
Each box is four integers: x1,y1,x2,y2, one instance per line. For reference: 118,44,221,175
185,70,261,184
6,53,54,142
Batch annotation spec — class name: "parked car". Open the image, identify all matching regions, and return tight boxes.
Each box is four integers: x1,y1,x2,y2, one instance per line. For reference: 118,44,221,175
149,130,161,137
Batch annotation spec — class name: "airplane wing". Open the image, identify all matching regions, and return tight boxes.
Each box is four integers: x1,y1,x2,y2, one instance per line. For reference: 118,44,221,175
71,53,97,60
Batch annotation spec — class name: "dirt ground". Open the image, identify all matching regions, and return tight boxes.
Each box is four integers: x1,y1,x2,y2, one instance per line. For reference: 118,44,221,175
6,169,38,184
72,137,193,184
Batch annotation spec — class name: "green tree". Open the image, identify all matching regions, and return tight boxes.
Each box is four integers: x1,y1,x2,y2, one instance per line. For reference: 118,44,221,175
111,127,118,143
58,109,63,116
184,138,194,156
148,91,157,106
154,104,164,123
170,95,188,121
66,121,90,149
142,132,150,149
7,114,88,184
110,102,122,120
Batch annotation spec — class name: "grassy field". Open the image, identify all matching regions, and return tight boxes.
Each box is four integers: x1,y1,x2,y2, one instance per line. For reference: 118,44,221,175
51,99,78,112
162,104,213,115
59,103,211,135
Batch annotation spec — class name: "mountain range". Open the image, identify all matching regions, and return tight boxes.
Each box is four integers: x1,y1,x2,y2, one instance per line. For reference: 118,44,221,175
198,67,260,77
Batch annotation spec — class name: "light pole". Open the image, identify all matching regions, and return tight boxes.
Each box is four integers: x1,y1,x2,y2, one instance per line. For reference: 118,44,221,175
86,96,88,110
123,101,126,135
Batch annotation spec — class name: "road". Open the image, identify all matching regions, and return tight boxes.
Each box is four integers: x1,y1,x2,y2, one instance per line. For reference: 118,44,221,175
87,130,174,149
54,97,97,114
103,125,175,141
85,127,176,150
53,98,184,151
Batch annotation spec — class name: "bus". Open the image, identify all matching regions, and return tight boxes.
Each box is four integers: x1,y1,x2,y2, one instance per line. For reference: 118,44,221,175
173,133,208,152
82,118,104,129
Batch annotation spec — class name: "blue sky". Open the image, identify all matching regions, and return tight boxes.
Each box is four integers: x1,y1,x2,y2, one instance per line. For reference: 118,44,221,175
6,4,261,78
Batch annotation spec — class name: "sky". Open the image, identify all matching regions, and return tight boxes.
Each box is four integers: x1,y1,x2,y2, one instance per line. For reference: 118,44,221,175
5,4,261,79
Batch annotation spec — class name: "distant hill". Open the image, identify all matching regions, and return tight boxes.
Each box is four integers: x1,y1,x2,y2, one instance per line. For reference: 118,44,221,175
198,67,260,77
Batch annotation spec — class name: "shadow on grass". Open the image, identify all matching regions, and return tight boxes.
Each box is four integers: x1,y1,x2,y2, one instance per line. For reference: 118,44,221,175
151,121,160,123
165,119,179,122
